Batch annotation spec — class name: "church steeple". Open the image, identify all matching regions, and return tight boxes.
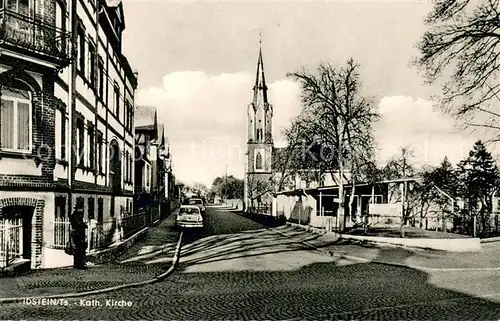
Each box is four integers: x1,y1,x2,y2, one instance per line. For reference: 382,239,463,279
253,38,268,108
244,33,275,211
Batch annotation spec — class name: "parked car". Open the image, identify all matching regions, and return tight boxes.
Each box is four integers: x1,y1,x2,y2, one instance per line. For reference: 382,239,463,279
175,205,204,229
188,198,206,213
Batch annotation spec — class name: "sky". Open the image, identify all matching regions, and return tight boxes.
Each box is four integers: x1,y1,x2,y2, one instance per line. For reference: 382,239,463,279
121,1,485,187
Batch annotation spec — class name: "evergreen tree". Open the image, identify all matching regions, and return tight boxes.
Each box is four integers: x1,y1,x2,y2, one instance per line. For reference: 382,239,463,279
420,157,459,230
456,141,499,236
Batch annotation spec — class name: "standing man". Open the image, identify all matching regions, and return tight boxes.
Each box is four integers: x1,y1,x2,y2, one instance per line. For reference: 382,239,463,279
70,202,88,269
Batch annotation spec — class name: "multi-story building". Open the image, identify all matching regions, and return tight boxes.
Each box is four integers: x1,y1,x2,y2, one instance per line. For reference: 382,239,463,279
134,105,156,223
151,124,172,220
0,0,71,269
135,108,176,222
0,0,137,270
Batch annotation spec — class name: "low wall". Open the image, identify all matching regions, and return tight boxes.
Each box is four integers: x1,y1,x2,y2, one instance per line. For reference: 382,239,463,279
225,199,244,210
237,211,285,227
287,222,328,235
310,216,337,230
288,222,481,252
339,234,481,252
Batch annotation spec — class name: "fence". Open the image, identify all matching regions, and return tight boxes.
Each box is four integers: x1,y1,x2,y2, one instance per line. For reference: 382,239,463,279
121,212,148,239
0,218,23,268
248,205,272,216
52,205,163,253
0,9,70,60
53,217,71,249
86,211,148,251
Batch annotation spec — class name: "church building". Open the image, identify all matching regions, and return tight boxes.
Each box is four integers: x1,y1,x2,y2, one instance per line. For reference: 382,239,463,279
244,44,276,212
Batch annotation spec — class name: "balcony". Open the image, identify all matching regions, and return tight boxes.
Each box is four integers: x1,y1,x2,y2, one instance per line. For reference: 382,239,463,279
0,9,70,67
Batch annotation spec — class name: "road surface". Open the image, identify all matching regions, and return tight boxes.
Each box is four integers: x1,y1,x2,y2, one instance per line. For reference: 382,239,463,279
1,205,499,320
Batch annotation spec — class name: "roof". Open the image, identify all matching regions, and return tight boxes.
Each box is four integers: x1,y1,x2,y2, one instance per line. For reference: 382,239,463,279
179,205,201,210
276,177,423,195
135,106,157,135
152,124,164,145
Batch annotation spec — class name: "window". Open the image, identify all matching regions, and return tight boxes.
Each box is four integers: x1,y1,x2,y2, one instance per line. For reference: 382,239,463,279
130,103,134,131
98,58,104,98
88,41,96,87
0,86,32,152
55,197,66,218
126,151,130,182
124,102,129,131
76,118,84,166
255,152,263,170
76,197,84,209
77,25,85,74
88,123,94,169
124,101,129,131
61,114,66,160
88,197,95,220
7,0,31,16
97,131,103,173
55,110,62,159
256,128,263,141
97,198,103,222
55,1,64,30
55,110,67,160
114,83,120,117
129,155,133,181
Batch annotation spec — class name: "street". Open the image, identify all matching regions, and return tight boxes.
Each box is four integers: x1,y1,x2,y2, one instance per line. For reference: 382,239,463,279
1,206,500,320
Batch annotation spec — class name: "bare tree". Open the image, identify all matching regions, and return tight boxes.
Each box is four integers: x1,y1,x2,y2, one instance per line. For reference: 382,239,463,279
273,113,315,192
288,58,379,232
414,0,500,140
382,146,416,180
246,174,273,211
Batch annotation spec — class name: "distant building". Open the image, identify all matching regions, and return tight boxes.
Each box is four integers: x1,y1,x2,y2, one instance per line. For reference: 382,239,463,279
134,105,157,222
243,44,337,213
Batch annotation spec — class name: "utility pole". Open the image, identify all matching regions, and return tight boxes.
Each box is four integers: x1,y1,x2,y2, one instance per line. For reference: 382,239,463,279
225,165,228,201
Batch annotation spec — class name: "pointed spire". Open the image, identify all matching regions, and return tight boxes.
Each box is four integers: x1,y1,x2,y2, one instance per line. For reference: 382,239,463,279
253,32,268,106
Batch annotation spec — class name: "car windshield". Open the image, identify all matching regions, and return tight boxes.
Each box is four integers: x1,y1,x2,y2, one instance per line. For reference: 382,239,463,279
189,200,203,205
179,207,199,215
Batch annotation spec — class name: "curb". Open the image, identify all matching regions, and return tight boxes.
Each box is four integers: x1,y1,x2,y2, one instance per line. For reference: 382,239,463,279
0,231,184,304
481,236,500,243
271,227,500,272
286,222,484,253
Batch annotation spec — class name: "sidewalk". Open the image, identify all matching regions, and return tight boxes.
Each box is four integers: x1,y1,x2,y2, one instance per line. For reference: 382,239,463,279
0,212,180,299
275,226,500,271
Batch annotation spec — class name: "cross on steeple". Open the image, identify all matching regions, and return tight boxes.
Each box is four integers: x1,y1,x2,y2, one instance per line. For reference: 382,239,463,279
253,29,267,106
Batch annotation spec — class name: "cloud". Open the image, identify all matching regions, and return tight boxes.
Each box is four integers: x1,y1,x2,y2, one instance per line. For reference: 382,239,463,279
137,72,479,187
375,96,476,166
136,71,300,186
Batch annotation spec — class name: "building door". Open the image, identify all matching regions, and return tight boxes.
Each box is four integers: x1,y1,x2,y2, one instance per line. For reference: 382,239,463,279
0,206,34,267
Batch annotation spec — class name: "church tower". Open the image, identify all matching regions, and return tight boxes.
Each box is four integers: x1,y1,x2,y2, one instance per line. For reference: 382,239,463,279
244,41,274,211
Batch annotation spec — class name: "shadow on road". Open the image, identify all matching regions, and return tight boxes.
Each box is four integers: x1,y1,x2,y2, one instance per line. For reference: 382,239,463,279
179,226,324,267
164,246,500,320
